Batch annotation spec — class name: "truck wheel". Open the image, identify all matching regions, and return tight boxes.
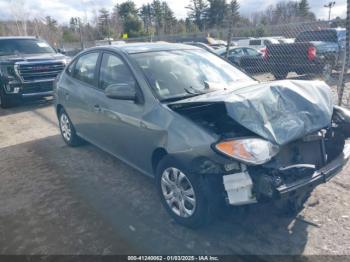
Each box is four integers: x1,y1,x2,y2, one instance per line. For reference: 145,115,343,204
58,108,84,147
0,87,12,109
156,156,217,228
272,71,288,80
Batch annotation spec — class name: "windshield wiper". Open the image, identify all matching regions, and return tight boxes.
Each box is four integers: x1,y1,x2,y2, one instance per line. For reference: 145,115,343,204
161,93,199,103
184,86,207,95
161,85,216,103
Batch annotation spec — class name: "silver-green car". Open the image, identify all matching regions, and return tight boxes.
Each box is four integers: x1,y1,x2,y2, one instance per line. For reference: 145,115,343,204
55,43,350,227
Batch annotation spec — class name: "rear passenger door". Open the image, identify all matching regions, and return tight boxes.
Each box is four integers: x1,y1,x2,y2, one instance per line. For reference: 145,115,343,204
63,51,101,141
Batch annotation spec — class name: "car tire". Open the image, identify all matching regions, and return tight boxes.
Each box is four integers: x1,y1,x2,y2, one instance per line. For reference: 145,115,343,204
272,71,288,80
156,156,218,228
58,108,83,147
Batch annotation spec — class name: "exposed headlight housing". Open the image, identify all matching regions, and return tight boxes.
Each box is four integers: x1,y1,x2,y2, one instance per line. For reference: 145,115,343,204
215,138,279,165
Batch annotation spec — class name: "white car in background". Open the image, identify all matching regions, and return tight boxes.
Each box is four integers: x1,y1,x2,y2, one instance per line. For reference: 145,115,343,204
236,37,281,51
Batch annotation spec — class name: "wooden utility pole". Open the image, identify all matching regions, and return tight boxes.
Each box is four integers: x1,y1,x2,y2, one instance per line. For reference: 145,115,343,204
324,2,336,21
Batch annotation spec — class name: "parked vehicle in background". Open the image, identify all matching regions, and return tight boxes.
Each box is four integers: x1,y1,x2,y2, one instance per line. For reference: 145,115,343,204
178,37,228,49
278,38,295,44
266,28,346,80
0,37,69,108
216,46,268,73
183,42,216,53
55,43,350,228
236,37,281,51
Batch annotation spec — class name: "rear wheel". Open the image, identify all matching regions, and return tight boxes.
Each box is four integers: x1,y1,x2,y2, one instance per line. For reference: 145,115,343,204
58,109,83,146
156,156,218,228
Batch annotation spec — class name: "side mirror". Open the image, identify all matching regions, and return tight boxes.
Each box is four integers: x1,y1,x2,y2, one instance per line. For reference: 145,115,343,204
57,48,66,55
105,83,136,101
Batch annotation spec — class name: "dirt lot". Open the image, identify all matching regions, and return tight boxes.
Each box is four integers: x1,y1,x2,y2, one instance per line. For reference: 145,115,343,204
1,74,350,255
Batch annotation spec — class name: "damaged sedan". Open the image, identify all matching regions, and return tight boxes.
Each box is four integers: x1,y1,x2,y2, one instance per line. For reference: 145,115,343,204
54,43,350,227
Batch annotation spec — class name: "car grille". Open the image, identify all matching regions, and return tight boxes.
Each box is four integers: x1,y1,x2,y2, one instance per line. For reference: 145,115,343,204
16,62,65,82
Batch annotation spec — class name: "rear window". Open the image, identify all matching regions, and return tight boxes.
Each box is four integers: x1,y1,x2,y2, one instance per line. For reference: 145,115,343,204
296,30,338,42
249,40,261,46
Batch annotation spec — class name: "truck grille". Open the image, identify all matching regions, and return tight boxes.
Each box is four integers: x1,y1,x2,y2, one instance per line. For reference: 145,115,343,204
22,82,54,94
16,62,65,82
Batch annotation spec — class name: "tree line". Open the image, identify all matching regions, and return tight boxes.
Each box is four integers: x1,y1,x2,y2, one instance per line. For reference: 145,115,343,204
0,0,322,46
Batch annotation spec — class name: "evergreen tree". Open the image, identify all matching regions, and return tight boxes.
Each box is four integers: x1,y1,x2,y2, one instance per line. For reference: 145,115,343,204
298,0,310,18
140,4,153,34
207,0,227,28
152,0,163,35
225,0,239,58
186,0,208,31
118,1,138,21
162,2,176,34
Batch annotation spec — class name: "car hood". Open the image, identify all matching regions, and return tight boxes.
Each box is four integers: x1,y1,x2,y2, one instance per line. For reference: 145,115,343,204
169,80,333,146
0,53,67,64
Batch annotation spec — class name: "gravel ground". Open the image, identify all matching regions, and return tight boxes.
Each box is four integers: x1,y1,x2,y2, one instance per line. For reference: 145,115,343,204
0,74,350,255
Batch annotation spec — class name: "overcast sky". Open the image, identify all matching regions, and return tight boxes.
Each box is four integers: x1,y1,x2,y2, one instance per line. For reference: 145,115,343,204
0,0,347,24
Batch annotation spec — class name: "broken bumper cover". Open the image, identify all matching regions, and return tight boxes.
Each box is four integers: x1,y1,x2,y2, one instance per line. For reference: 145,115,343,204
276,142,350,196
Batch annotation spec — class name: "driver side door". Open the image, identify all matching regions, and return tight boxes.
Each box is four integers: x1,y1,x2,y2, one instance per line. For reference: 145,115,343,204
93,52,147,169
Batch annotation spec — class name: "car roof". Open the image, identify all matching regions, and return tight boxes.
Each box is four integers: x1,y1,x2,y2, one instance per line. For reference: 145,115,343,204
215,46,243,54
94,42,201,54
0,36,37,40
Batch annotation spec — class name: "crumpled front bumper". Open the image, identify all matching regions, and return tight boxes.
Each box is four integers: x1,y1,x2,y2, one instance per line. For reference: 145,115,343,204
276,142,350,197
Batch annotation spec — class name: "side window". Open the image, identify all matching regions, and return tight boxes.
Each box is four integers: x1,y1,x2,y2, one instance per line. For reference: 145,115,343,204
99,53,136,90
245,48,259,56
249,40,261,46
66,60,76,76
229,48,244,56
73,52,99,85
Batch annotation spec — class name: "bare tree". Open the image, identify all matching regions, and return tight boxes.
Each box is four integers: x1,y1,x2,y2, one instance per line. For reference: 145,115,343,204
9,0,31,35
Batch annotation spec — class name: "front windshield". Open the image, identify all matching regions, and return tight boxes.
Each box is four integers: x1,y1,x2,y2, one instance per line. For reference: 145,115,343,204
0,39,55,56
131,49,254,100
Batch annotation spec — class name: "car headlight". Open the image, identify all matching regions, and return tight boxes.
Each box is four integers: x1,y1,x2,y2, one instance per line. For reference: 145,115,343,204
62,57,72,65
214,138,279,165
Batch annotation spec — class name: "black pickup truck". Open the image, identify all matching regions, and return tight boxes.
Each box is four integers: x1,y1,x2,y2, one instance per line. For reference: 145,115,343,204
266,28,346,80
0,37,69,108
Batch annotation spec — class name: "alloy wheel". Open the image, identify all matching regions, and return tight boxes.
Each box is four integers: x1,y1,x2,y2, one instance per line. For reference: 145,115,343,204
160,167,196,218
60,113,72,142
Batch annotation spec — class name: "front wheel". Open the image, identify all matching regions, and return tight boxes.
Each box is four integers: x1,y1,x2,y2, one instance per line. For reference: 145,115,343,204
58,109,83,146
156,156,218,228
0,88,14,109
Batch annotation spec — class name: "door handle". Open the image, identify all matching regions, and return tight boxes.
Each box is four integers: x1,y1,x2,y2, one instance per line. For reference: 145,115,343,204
93,104,101,112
